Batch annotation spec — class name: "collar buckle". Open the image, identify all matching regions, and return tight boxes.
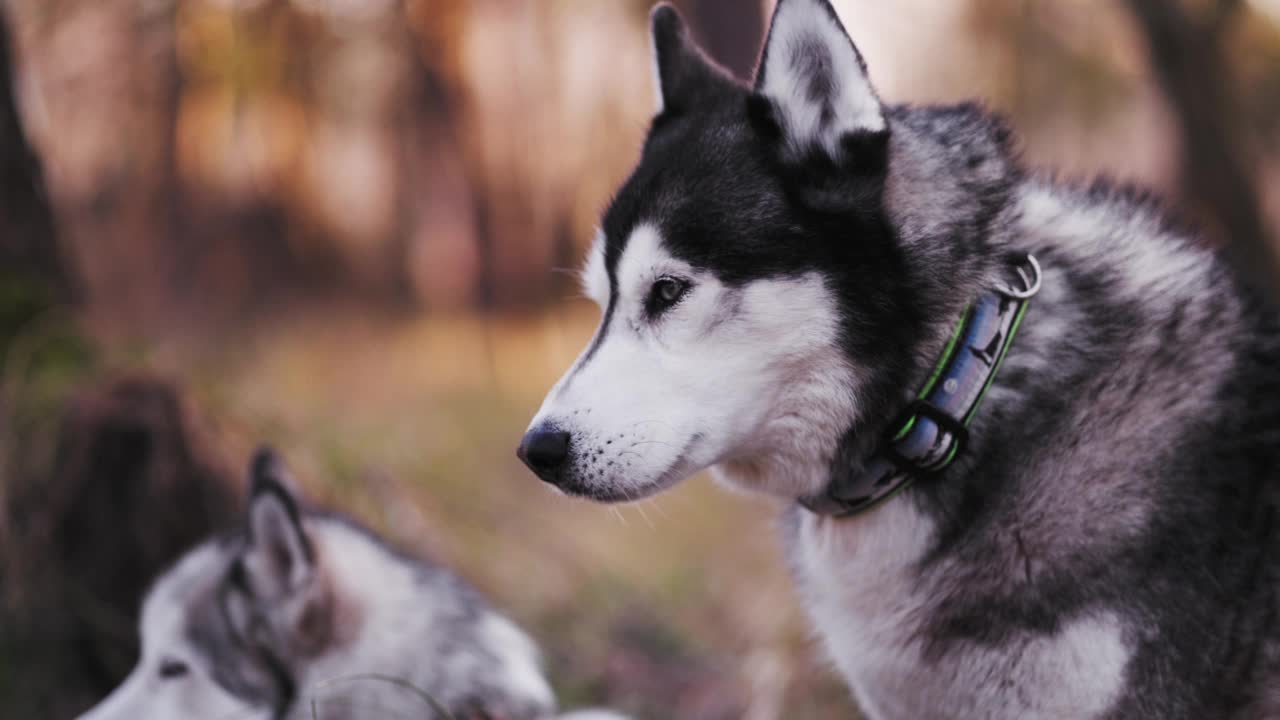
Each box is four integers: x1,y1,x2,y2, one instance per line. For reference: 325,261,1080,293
883,398,970,475
995,253,1042,300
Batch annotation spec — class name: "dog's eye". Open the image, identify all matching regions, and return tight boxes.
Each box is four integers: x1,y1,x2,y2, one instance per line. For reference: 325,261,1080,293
646,276,690,317
158,658,190,680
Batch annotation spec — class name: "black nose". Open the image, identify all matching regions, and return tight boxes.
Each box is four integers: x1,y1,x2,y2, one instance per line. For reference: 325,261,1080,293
517,428,571,482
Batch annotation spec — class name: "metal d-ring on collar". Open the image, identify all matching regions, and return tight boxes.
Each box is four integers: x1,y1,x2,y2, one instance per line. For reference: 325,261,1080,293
799,253,1043,518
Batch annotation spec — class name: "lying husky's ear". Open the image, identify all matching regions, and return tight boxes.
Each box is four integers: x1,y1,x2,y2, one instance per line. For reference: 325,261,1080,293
753,0,886,162
649,3,736,114
243,447,314,597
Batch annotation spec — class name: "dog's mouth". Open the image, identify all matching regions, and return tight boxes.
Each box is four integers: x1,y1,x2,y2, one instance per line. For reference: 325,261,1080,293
568,465,686,503
562,434,704,504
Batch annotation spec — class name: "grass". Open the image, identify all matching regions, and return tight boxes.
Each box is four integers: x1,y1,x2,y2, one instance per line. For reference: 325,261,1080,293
70,302,858,719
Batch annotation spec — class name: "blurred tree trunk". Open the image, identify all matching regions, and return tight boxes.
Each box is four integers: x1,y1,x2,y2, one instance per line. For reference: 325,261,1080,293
1126,0,1280,299
673,0,768,81
0,6,75,302
402,0,486,309
147,1,190,311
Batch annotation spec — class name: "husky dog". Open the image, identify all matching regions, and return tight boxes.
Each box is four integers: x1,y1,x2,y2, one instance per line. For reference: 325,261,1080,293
77,449,621,720
518,1,1280,717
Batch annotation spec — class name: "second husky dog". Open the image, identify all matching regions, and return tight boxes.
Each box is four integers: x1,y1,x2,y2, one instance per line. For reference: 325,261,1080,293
78,449,622,720
519,1,1280,718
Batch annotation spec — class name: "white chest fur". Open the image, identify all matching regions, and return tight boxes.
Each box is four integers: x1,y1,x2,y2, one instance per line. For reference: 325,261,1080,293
791,501,1131,720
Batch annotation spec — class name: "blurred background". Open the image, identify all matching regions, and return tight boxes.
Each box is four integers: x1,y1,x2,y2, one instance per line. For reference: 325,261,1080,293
1,0,1278,717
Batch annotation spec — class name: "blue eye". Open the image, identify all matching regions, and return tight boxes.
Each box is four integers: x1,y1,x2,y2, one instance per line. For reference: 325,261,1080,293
159,658,190,679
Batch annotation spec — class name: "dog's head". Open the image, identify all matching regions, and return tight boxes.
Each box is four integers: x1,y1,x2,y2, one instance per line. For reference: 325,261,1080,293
521,0,1010,502
77,450,331,720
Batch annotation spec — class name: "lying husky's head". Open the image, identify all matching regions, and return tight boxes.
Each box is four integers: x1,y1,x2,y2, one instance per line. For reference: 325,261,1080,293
80,450,571,720
520,0,1013,501
77,451,337,720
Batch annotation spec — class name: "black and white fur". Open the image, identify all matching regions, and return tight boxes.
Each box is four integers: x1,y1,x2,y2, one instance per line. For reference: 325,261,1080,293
77,449,624,720
520,1,1280,717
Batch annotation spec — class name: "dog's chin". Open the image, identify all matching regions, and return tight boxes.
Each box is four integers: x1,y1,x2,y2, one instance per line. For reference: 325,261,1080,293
562,463,694,504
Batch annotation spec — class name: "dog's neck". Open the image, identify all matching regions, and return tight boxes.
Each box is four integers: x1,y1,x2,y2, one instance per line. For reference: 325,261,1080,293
801,255,1041,519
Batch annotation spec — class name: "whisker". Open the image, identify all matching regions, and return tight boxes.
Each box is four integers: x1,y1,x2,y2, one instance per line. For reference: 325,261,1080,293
609,505,629,526
631,419,678,432
646,497,672,521
628,440,679,450
633,501,656,531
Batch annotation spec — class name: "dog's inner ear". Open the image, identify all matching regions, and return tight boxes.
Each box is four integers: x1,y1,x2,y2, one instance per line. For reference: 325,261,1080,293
649,3,737,114
244,451,314,599
753,0,886,161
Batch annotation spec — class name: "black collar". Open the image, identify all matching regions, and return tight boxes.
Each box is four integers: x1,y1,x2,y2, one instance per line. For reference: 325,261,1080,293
799,254,1042,517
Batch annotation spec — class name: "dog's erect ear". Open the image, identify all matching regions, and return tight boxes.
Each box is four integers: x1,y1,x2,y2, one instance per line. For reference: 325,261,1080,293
243,447,314,598
753,0,886,160
649,3,736,114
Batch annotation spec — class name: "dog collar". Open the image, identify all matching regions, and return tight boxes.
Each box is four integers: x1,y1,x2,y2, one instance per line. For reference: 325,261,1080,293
799,254,1042,518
